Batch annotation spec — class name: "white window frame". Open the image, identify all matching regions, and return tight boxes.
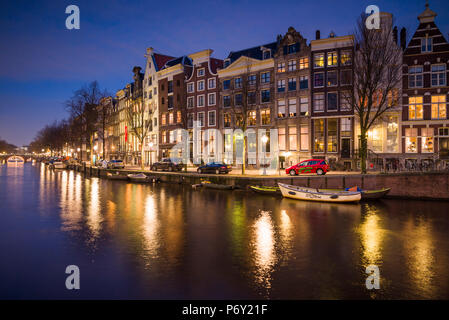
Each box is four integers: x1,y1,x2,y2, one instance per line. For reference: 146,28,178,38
208,110,216,127
198,112,205,127
197,68,205,77
197,94,205,107
197,80,205,91
187,82,195,93
208,93,216,106
187,96,195,108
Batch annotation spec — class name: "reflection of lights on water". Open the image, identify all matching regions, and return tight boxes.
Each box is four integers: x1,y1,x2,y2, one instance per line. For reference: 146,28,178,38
279,210,292,242
142,195,159,262
86,178,102,238
358,206,383,265
252,210,276,292
403,220,435,296
60,171,82,231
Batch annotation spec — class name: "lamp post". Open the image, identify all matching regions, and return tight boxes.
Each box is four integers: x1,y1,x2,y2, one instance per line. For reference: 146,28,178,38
261,135,268,175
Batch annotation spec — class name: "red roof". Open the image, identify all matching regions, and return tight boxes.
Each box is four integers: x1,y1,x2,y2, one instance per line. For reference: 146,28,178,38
153,53,175,71
210,57,224,74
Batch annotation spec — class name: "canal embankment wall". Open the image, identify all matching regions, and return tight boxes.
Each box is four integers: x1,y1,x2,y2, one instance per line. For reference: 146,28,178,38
70,164,449,200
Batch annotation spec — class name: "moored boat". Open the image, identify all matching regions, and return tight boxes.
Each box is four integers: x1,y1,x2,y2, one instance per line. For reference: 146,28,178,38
107,172,128,180
127,173,150,182
249,185,281,195
278,183,361,203
201,181,234,190
53,161,67,169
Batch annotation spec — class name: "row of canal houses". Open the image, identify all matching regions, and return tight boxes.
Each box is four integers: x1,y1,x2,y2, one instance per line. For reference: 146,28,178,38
97,4,449,171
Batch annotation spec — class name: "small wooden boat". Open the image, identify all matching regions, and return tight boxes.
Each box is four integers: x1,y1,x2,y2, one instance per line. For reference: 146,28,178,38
201,181,234,190
107,172,128,180
278,183,361,203
319,187,391,200
249,185,281,195
128,173,150,182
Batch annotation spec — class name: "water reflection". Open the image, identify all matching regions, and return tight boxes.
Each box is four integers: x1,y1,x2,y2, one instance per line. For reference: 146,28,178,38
3,164,449,299
252,210,276,295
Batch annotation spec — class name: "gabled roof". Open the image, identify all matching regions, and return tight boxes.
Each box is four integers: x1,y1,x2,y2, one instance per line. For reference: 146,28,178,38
153,53,175,71
162,56,193,69
210,58,224,74
227,41,278,63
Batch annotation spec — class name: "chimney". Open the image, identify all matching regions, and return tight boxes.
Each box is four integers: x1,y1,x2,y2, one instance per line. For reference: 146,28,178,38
400,27,406,50
393,26,398,44
316,30,320,40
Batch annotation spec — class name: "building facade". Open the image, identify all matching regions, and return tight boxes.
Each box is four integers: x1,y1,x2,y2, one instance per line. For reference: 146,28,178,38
402,3,449,169
274,27,311,168
143,48,174,165
310,32,355,170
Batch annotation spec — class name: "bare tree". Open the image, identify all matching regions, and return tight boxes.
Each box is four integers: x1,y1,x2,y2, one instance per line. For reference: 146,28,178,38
65,81,108,163
341,14,402,173
125,92,153,170
227,59,260,175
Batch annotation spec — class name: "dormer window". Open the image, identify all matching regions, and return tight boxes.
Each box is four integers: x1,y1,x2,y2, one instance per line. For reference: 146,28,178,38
421,36,432,52
197,68,205,77
224,59,231,68
263,49,271,60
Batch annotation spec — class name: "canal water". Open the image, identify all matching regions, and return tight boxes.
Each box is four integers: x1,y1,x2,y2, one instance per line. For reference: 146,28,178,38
1,163,449,299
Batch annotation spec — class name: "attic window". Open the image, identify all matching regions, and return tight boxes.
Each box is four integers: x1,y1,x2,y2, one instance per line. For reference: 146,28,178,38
263,49,271,60
421,36,432,53
224,59,231,68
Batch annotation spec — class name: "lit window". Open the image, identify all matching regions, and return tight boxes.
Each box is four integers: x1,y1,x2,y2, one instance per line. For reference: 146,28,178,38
421,128,434,153
300,97,308,115
278,127,286,151
277,63,285,73
247,110,257,126
169,112,174,124
327,119,337,152
299,57,309,69
177,111,181,123
223,113,231,128
431,95,446,119
314,119,324,152
289,127,297,151
341,50,352,65
405,128,418,153
314,53,324,68
327,51,338,66
288,98,296,117
300,125,308,151
261,109,270,125
409,96,423,120
278,100,286,118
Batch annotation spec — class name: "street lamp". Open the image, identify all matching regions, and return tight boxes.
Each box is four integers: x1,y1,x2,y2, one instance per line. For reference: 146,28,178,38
261,135,268,175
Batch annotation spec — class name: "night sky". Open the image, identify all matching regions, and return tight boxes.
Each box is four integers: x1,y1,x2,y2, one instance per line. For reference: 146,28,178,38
1,0,448,147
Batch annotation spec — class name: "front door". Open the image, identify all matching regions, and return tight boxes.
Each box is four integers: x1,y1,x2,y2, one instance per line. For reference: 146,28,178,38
341,138,351,158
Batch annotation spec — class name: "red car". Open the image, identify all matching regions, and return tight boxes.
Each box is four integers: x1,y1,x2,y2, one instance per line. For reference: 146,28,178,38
286,159,329,176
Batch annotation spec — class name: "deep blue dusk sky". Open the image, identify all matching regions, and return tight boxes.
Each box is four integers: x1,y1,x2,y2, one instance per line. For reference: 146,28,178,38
1,0,448,147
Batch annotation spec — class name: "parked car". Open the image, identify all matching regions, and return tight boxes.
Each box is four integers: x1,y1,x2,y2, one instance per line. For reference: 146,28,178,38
151,158,183,172
197,162,232,174
286,159,329,176
107,159,125,169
